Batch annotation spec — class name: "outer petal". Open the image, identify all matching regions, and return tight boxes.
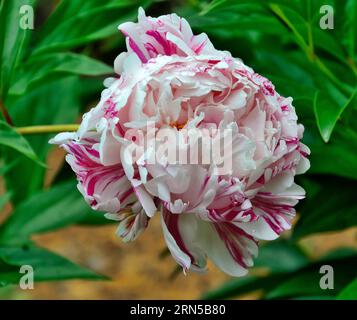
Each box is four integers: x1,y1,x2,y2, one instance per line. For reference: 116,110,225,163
204,177,256,223
117,7,222,69
242,172,305,240
161,209,207,272
206,221,258,276
167,214,258,277
161,212,192,271
58,138,135,214
107,201,149,242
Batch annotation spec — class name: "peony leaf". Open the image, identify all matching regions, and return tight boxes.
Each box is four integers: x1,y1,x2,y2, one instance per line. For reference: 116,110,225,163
343,0,357,62
204,249,357,300
266,250,357,299
190,3,285,35
253,241,308,273
0,193,11,213
32,0,151,54
0,245,106,286
313,86,357,143
303,117,357,180
9,53,112,96
293,176,357,239
0,180,96,245
200,0,302,17
0,120,44,166
3,77,82,204
337,277,357,300
0,0,37,100
202,274,285,300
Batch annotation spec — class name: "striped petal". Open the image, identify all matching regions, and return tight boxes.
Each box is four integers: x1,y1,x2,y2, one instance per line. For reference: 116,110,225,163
63,140,135,214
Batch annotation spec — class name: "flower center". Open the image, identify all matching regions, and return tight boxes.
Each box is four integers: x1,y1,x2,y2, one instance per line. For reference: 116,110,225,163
169,121,187,130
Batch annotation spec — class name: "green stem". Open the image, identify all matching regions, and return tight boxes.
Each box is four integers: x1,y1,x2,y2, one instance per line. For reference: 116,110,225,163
269,4,351,95
348,57,357,77
16,124,80,135
306,0,314,61
270,4,310,58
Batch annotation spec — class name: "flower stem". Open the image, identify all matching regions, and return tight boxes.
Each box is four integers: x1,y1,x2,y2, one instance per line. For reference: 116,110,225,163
348,57,357,77
0,101,14,126
306,0,315,61
16,124,80,135
270,4,352,96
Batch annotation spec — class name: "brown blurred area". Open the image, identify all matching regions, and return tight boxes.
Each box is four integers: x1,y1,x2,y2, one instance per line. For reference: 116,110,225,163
34,220,231,300
2,216,231,300
1,214,356,300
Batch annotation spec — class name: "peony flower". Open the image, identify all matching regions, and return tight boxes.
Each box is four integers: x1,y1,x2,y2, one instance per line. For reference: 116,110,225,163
50,8,310,276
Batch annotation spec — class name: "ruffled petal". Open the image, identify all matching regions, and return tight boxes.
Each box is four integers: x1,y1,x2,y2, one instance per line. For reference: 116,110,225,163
247,172,305,240
162,209,207,272
57,137,135,214
116,7,222,70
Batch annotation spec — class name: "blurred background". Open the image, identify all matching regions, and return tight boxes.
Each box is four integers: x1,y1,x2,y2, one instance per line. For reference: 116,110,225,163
0,0,356,299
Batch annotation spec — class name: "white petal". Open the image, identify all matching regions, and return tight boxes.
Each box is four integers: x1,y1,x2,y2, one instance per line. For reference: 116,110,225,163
161,213,191,270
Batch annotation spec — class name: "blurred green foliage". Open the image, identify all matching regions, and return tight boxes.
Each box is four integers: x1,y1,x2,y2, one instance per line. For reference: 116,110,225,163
0,0,356,299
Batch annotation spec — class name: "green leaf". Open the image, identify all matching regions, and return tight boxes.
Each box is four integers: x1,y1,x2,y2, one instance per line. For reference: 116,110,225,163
266,251,357,299
0,160,20,176
203,248,357,300
32,0,151,54
0,180,98,245
344,0,357,61
266,272,321,299
311,27,346,64
255,51,316,92
0,245,106,286
189,4,285,35
202,274,286,300
0,193,11,213
78,211,116,226
4,76,81,204
303,118,357,180
200,0,302,17
10,52,112,95
337,278,357,300
293,176,357,239
254,240,309,273
0,120,43,166
0,0,37,99
313,86,357,142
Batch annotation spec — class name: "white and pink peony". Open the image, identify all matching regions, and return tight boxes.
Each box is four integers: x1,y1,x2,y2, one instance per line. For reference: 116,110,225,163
50,8,310,276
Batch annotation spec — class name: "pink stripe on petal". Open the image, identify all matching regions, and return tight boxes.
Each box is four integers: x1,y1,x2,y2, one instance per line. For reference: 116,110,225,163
163,209,195,264
146,30,174,55
214,223,256,269
193,39,207,54
129,38,148,63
